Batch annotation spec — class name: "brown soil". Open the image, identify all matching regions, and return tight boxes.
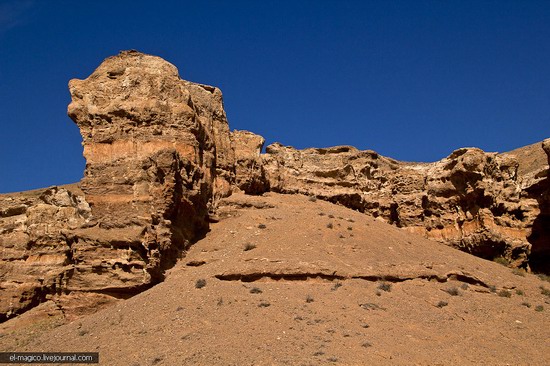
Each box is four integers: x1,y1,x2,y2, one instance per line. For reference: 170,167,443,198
1,193,549,365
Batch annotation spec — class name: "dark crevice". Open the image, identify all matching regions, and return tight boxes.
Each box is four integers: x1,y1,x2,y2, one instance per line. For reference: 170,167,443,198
214,271,489,288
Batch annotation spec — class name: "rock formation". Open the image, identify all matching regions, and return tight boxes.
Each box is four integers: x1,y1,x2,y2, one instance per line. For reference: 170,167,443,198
261,141,549,270
1,51,246,322
0,50,548,323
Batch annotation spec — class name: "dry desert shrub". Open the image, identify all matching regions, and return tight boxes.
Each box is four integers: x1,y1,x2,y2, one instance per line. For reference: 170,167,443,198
445,287,460,296
249,287,262,294
244,243,256,251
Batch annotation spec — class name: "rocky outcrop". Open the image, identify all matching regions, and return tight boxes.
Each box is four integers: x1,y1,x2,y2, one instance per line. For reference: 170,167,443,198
0,51,243,322
524,139,550,272
231,130,268,195
0,186,93,321
0,50,548,324
261,142,549,269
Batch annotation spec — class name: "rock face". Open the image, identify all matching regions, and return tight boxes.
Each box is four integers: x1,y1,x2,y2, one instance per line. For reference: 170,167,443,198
0,50,548,323
524,139,550,272
0,186,92,321
261,142,549,270
0,51,257,322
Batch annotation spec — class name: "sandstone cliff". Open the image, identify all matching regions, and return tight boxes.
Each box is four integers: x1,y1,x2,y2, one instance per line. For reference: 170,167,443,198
1,51,244,321
0,51,548,323
261,140,550,272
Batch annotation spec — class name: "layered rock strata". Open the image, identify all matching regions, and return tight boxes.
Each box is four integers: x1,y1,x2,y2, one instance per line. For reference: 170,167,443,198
0,51,257,321
0,51,548,323
261,141,549,270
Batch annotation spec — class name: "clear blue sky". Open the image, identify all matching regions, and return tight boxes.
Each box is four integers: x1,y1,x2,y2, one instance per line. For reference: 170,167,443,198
1,0,549,193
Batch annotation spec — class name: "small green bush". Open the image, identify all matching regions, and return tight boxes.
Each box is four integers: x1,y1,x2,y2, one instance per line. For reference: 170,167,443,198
535,305,544,312
195,279,207,289
377,282,391,292
512,268,526,277
493,257,509,266
498,290,512,298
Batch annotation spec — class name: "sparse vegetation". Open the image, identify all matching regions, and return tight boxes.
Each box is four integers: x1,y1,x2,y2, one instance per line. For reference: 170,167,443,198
444,287,460,296
436,301,448,308
512,268,526,277
489,285,497,293
493,257,509,266
326,223,333,229
540,286,550,297
498,290,512,298
243,242,256,251
195,278,207,289
460,283,469,290
78,329,88,336
535,305,544,312
521,302,531,308
250,287,263,294
306,295,314,303
377,282,391,292
515,289,524,296
331,282,342,291
258,223,267,229
537,273,550,282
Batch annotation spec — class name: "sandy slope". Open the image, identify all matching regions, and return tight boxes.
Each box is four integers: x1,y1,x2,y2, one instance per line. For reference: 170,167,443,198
1,193,549,365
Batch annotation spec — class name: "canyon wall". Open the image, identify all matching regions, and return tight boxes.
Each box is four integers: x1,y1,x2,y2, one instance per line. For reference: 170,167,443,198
261,141,549,271
0,51,548,322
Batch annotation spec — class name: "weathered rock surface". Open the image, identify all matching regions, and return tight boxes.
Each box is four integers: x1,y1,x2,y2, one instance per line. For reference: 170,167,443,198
523,138,550,272
0,50,548,325
0,51,245,322
261,141,549,270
